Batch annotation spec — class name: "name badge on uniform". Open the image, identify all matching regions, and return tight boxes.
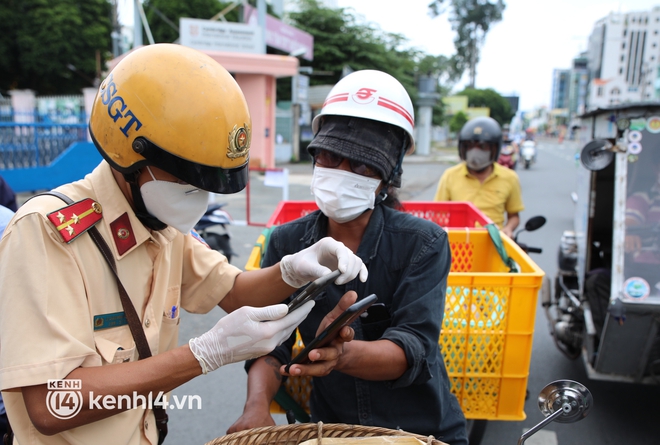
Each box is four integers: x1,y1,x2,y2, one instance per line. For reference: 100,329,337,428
93,312,128,331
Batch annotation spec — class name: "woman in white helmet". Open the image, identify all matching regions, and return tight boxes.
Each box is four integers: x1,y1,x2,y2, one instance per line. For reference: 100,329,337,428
228,70,468,445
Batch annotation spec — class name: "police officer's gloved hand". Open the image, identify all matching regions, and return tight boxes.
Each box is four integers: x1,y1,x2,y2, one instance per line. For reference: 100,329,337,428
279,237,368,288
188,301,314,374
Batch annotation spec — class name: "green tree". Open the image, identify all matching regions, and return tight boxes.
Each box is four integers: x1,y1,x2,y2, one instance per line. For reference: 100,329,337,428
449,110,468,133
0,0,112,95
143,0,243,44
457,87,514,126
288,0,420,94
143,0,282,44
428,0,505,88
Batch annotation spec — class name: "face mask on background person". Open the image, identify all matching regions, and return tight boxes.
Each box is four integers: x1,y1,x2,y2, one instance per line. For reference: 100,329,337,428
465,147,492,171
311,166,381,223
140,167,210,233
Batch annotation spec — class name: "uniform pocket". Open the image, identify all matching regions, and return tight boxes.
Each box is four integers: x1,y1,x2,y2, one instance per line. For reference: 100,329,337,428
94,335,137,365
160,286,181,353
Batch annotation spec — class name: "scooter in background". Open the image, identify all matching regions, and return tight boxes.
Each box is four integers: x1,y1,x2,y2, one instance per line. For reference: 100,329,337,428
194,203,237,263
497,141,518,169
520,140,537,169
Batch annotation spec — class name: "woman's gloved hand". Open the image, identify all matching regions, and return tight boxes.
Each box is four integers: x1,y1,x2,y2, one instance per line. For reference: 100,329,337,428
279,237,368,288
188,301,314,374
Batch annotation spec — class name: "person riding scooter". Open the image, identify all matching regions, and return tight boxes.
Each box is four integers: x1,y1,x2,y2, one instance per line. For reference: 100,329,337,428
434,116,525,238
497,137,518,169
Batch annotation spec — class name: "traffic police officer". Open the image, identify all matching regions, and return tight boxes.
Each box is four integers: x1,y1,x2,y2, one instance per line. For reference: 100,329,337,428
0,44,366,445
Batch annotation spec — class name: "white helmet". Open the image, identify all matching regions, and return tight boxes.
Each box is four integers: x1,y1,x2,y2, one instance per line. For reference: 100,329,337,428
312,70,415,154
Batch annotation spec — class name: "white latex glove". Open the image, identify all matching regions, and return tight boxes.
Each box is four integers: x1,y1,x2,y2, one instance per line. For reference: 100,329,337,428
188,301,314,374
279,237,369,288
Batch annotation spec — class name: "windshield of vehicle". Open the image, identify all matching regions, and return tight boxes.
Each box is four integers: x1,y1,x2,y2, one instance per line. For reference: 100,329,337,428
623,122,660,298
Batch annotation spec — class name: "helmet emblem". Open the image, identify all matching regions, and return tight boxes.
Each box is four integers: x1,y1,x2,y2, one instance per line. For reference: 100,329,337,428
474,127,483,135
227,124,251,159
353,88,377,104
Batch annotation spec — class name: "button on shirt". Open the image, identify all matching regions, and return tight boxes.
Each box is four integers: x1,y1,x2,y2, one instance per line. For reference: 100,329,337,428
434,162,524,228
0,161,241,445
256,206,468,445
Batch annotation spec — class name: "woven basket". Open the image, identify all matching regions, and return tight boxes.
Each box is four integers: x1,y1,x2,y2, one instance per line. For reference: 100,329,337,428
205,423,447,445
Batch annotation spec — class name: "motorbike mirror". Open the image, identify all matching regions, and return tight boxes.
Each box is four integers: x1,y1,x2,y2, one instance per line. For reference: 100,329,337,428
517,380,593,445
525,216,546,232
580,139,614,171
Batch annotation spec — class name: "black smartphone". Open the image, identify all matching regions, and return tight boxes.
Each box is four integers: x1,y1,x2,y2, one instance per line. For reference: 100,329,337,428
285,294,378,373
286,270,341,313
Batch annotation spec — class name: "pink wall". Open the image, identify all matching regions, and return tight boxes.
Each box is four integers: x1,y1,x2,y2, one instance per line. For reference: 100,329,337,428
235,74,276,168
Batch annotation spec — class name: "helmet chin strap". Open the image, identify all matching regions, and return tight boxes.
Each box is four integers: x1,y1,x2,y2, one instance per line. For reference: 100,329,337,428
124,171,168,231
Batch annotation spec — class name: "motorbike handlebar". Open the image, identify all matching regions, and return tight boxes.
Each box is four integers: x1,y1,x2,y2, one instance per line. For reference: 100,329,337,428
516,242,543,254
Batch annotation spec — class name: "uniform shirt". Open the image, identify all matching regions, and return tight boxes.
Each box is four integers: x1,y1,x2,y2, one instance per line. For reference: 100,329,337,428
254,206,468,445
0,161,241,445
433,162,525,228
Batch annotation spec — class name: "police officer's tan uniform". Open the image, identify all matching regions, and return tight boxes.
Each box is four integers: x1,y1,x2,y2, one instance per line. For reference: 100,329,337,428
0,161,241,444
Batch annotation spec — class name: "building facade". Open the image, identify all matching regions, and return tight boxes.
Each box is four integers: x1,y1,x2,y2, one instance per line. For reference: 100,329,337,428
586,7,660,109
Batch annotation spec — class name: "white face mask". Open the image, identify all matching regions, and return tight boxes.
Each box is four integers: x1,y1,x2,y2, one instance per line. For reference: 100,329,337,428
466,147,492,171
311,166,382,223
140,167,209,234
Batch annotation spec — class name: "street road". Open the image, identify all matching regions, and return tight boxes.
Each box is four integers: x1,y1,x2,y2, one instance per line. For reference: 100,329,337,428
167,139,660,445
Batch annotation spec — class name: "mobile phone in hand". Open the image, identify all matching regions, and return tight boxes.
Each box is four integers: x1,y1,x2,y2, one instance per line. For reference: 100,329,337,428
287,270,341,313
285,294,378,373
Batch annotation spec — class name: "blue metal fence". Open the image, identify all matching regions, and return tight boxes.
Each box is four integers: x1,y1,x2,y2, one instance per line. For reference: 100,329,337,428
0,121,100,193
0,122,89,169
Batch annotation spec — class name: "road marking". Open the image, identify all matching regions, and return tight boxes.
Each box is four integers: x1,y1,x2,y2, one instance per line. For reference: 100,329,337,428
522,428,558,445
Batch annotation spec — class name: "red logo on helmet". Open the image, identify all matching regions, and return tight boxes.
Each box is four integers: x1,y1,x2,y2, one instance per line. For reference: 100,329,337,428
352,88,377,104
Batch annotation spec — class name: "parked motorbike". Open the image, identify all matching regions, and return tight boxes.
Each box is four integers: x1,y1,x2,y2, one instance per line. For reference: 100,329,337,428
194,203,237,263
520,140,537,169
497,141,518,169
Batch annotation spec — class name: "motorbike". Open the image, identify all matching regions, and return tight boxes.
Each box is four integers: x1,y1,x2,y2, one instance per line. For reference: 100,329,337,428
194,202,237,263
544,103,660,385
497,141,518,169
520,140,537,169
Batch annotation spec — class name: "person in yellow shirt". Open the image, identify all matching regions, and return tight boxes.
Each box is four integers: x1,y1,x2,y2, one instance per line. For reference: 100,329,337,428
434,116,524,238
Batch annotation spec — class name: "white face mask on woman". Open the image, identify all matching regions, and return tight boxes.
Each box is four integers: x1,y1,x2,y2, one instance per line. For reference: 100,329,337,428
140,167,209,234
311,166,382,223
465,147,492,171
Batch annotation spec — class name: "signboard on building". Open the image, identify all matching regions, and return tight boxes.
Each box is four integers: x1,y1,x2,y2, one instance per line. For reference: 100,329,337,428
179,18,263,54
442,96,468,115
243,4,314,60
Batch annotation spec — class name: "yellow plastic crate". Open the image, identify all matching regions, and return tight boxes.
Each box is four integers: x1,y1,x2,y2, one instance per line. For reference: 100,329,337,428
259,228,543,421
442,229,544,421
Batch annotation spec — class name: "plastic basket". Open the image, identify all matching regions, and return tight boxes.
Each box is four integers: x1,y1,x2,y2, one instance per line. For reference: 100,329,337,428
246,203,543,421
245,201,492,271
441,229,544,421
265,201,492,228
205,422,447,445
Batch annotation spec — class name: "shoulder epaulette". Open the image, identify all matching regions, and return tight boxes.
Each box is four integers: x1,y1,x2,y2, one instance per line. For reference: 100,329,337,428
47,198,103,243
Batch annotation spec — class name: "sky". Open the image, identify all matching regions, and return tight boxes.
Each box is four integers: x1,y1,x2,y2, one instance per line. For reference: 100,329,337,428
118,0,660,112
334,0,660,111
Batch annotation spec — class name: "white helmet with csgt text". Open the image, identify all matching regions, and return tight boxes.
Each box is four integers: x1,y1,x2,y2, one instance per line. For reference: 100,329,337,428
312,70,415,154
